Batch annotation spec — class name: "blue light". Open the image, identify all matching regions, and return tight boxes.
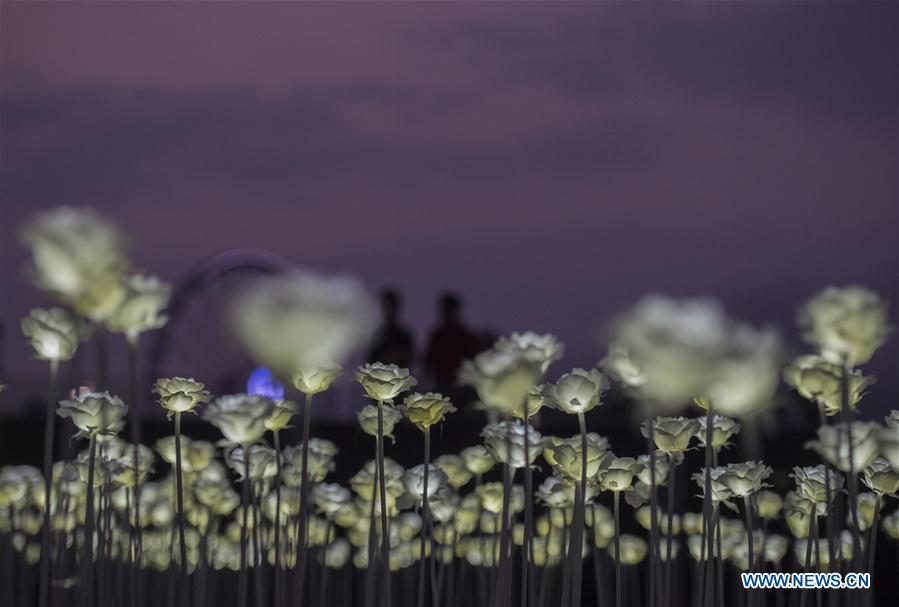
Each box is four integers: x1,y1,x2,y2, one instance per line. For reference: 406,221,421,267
246,366,285,400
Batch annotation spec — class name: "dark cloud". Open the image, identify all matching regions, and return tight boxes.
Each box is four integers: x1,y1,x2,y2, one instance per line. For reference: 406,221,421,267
417,2,898,121
1,79,665,205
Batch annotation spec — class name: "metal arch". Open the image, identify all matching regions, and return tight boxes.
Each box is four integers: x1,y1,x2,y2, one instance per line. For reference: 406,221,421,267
144,247,296,382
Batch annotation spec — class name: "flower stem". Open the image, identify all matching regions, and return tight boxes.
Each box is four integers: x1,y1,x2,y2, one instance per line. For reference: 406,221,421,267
665,453,676,600
82,432,98,606
866,493,882,606
273,430,283,607
522,406,533,607
296,393,314,604
702,404,714,607
174,411,188,580
239,446,250,607
840,361,862,567
38,358,58,607
613,491,622,607
417,427,430,607
376,401,392,606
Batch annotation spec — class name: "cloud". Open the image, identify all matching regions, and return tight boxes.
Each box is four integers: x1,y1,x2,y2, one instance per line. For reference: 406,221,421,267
0,77,665,205
414,2,898,121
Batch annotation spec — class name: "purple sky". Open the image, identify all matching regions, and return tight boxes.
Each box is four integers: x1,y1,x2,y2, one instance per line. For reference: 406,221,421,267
1,1,897,412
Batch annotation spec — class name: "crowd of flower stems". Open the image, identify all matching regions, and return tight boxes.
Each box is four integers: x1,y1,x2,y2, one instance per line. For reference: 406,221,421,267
1,207,899,607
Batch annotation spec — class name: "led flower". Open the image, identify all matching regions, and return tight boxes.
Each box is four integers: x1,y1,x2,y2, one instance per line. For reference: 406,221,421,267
292,361,342,396
357,403,402,440
882,410,899,469
806,422,880,473
861,458,899,496
20,307,83,362
882,509,899,540
104,274,170,339
546,435,609,483
641,417,700,454
798,285,890,367
230,270,377,376
481,420,543,469
603,296,735,412
608,534,647,565
599,457,643,493
19,207,129,319
458,348,543,413
636,453,671,486
226,445,277,481
57,390,128,437
152,377,211,417
756,490,784,520
783,354,873,415
635,506,680,535
790,465,843,506
313,483,352,516
434,455,473,488
693,467,735,509
401,464,448,501
201,394,274,445
475,482,506,514
402,392,456,430
460,445,496,476
703,325,782,418
849,492,877,531
535,476,575,509
717,461,772,498
265,399,299,431
354,363,417,403
284,439,338,484
695,415,741,450
544,368,607,415
495,332,564,373
763,535,788,564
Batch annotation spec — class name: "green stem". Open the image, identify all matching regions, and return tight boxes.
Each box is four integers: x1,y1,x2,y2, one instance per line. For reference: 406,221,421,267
174,412,188,578
376,401,392,606
417,428,430,607
273,430,283,607
38,358,58,607
613,491,622,607
82,432,98,606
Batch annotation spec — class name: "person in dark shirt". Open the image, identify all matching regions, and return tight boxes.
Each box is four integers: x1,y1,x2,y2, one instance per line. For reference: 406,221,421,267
425,291,480,395
367,288,414,368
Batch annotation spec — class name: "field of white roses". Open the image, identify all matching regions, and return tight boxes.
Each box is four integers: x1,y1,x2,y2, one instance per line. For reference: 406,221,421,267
1,206,897,607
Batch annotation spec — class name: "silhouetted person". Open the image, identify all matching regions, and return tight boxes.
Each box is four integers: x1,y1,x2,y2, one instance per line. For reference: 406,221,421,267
368,288,414,368
425,291,479,394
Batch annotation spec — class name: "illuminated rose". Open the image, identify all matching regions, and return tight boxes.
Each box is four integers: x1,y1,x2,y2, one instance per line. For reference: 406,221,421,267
401,464,448,500
19,207,129,319
105,274,170,339
283,439,338,484
313,483,352,516
704,326,782,418
495,332,564,373
603,296,734,412
481,420,543,469
20,307,84,362
434,454,473,488
292,361,342,396
230,270,377,376
599,457,643,493
544,368,607,415
806,422,880,473
402,392,456,430
460,445,496,476
696,415,741,450
861,458,899,496
546,435,609,483
641,417,700,454
265,399,299,431
692,467,735,507
152,377,211,417
357,403,402,440
202,394,274,445
717,461,772,497
784,354,873,416
57,390,127,437
608,534,647,565
798,286,890,367
756,490,784,520
226,445,277,480
790,465,843,505
355,362,417,403
458,349,543,414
